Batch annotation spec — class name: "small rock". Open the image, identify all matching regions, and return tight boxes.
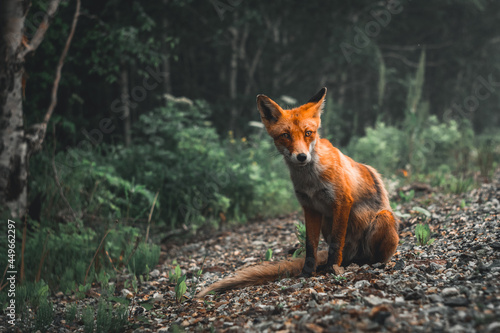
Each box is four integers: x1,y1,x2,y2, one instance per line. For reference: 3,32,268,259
428,294,444,303
121,288,133,299
307,300,318,308
258,304,275,311
149,269,160,278
441,287,460,297
394,296,405,304
427,287,438,294
364,295,390,306
426,306,446,315
444,297,469,307
429,262,445,273
354,280,370,288
404,289,424,300
393,260,405,271
152,292,163,302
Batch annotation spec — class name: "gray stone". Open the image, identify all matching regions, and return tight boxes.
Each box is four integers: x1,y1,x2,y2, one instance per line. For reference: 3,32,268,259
441,287,460,297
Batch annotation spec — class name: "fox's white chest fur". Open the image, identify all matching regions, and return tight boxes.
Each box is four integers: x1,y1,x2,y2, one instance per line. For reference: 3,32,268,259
287,155,335,217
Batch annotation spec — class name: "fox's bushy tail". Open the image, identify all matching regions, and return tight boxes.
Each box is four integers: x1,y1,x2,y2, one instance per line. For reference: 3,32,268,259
196,251,328,297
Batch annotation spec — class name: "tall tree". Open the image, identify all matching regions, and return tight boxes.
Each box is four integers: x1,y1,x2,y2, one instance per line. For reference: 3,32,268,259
0,0,62,218
0,0,79,218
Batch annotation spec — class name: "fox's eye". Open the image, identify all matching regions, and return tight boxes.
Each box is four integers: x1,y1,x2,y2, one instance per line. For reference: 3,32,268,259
305,131,312,137
281,133,291,139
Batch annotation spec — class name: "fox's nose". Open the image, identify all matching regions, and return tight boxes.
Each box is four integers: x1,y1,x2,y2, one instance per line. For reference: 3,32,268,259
297,153,307,162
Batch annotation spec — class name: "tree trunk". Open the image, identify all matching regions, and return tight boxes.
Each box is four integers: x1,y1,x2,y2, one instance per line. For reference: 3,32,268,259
228,24,239,133
120,65,131,147
0,0,63,218
162,0,173,97
0,0,30,218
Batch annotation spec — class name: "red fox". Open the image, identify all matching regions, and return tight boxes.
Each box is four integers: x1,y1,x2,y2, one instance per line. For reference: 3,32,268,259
197,88,399,297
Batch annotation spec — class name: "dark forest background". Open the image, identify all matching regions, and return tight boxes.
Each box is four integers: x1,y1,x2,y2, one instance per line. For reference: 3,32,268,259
1,0,500,329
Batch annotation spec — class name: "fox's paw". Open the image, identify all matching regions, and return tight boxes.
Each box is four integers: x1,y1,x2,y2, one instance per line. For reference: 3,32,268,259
297,270,314,278
316,263,333,274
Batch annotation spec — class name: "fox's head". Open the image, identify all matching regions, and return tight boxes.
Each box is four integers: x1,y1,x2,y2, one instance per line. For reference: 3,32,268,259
256,87,327,166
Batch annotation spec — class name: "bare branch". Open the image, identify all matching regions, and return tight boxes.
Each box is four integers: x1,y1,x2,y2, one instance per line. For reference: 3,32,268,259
28,0,81,154
44,0,81,125
145,191,160,243
19,0,62,58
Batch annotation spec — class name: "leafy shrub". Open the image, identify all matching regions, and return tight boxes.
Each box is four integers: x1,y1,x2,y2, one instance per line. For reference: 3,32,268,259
66,303,78,323
348,122,404,175
348,116,470,178
128,243,161,277
83,306,95,333
34,297,54,332
29,144,155,225
114,98,297,231
9,281,53,332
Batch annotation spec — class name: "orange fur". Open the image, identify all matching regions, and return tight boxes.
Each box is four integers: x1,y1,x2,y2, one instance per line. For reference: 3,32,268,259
196,251,329,298
196,87,399,297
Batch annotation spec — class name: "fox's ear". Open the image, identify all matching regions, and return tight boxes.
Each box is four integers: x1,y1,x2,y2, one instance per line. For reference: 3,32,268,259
256,95,283,124
307,87,327,117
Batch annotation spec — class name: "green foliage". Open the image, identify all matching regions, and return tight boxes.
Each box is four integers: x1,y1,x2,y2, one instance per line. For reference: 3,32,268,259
34,298,54,332
83,306,95,333
460,199,467,210
348,122,405,175
13,221,149,291
95,300,127,333
333,276,347,282
66,303,78,323
16,281,49,311
128,243,161,277
293,222,307,258
349,115,473,180
111,97,297,231
30,145,155,223
265,248,273,261
415,223,435,246
175,275,187,303
169,265,183,284
406,49,426,115
476,131,500,181
13,281,53,332
399,190,415,203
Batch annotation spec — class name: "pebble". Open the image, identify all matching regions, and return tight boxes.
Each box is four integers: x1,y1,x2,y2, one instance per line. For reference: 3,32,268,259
441,287,460,297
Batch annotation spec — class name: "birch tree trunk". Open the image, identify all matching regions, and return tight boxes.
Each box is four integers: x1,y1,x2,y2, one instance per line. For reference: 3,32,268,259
0,0,63,218
0,0,30,218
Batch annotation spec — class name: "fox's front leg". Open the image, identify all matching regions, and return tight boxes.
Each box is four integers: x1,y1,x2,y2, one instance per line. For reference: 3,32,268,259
317,196,353,272
300,206,323,277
